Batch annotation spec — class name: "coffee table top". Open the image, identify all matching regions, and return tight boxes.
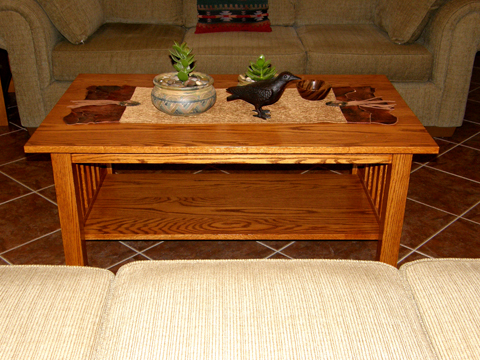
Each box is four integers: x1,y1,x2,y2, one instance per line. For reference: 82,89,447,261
25,74,439,155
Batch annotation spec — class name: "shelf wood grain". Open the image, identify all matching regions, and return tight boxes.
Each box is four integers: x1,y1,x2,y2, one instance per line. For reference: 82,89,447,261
84,173,379,240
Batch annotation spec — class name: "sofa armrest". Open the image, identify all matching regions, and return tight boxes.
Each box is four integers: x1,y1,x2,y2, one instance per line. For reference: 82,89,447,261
0,0,63,126
422,0,480,125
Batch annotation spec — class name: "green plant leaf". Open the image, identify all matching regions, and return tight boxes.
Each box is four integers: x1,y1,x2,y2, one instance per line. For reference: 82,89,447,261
178,71,189,82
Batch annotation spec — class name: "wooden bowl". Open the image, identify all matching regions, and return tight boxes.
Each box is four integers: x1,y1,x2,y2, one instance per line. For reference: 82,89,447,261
296,79,331,100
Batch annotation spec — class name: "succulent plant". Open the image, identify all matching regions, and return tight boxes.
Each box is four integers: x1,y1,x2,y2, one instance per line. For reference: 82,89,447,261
245,55,276,82
169,41,196,83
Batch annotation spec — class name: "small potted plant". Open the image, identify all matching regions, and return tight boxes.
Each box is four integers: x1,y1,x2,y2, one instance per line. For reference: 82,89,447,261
238,55,276,85
151,41,216,116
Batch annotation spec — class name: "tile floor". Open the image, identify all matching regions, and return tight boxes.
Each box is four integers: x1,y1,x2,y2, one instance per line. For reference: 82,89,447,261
1,63,480,273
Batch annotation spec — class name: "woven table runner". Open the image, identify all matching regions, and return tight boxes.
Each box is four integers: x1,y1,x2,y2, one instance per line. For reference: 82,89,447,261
64,85,397,125
121,88,346,124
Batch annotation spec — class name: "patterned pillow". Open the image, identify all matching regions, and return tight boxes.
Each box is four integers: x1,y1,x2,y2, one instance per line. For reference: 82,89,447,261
195,0,272,34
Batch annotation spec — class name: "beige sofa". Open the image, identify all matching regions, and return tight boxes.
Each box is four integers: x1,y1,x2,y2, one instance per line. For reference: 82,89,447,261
0,0,479,135
1,259,479,359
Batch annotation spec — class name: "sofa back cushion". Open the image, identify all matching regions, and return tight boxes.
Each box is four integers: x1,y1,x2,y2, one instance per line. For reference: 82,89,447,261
295,0,375,26
375,0,449,44
184,0,295,28
100,0,183,25
37,0,104,44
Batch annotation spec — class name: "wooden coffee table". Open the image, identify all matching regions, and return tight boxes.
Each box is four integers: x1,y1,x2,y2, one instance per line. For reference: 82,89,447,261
24,74,438,267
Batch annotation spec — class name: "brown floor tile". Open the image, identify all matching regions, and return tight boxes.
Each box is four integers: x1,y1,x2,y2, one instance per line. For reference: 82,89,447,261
463,202,480,223
143,240,274,260
468,87,480,102
86,241,138,269
463,133,480,150
464,101,480,123
469,82,480,92
37,185,57,203
2,230,65,265
108,254,150,274
448,120,480,142
0,194,60,252
426,146,480,182
121,240,164,252
415,219,480,258
397,251,429,267
0,172,31,203
281,240,378,260
257,240,295,251
0,130,30,164
267,252,293,259
0,257,9,265
0,154,54,190
408,166,480,215
401,200,456,249
0,124,23,136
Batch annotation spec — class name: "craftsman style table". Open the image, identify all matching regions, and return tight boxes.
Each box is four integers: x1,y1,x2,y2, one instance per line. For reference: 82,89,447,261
24,74,439,266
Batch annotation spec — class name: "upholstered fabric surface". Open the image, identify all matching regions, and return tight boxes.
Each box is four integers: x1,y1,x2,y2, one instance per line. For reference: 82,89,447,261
100,0,183,25
375,0,449,44
183,0,295,28
401,259,480,360
295,0,375,26
184,26,305,74
52,23,185,81
36,0,104,44
297,24,433,81
93,259,436,360
0,265,114,360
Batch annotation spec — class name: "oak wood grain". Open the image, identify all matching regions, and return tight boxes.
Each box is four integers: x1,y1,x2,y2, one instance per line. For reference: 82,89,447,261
24,74,439,156
84,173,380,240
51,154,87,266
71,153,393,165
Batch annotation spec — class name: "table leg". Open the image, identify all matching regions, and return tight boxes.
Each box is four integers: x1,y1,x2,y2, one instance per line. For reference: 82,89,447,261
376,154,413,266
51,154,88,266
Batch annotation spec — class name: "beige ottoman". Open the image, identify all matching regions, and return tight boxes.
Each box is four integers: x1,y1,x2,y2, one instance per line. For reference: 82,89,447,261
0,265,113,360
93,259,437,359
401,259,480,360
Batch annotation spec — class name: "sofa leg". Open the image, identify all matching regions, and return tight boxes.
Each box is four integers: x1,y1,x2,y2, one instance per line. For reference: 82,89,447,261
425,126,457,138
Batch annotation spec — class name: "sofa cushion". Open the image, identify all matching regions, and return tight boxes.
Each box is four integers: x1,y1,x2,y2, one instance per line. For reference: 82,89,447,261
184,0,295,28
401,259,480,359
295,0,375,26
195,0,272,33
37,0,104,44
52,23,185,81
93,260,437,359
101,0,183,25
375,0,448,44
0,265,113,360
296,24,433,81
183,26,305,75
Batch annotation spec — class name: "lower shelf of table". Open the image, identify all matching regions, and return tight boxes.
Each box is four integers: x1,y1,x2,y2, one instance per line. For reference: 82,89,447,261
83,172,380,240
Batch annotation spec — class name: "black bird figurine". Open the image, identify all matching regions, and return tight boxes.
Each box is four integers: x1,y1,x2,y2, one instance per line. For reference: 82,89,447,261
226,71,301,119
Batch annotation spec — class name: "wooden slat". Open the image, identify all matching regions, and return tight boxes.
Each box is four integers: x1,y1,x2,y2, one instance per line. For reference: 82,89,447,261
84,173,380,240
71,153,393,165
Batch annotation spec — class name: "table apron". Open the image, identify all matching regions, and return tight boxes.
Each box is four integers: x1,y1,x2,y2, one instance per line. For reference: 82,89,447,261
71,153,393,165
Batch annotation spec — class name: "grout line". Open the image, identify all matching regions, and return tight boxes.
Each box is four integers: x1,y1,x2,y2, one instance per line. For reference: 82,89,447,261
106,252,151,271
0,170,58,206
422,164,480,185
0,254,13,265
409,199,480,254
0,191,35,207
406,197,460,217
0,128,24,137
119,240,164,260
0,156,28,167
0,229,61,256
257,241,296,259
